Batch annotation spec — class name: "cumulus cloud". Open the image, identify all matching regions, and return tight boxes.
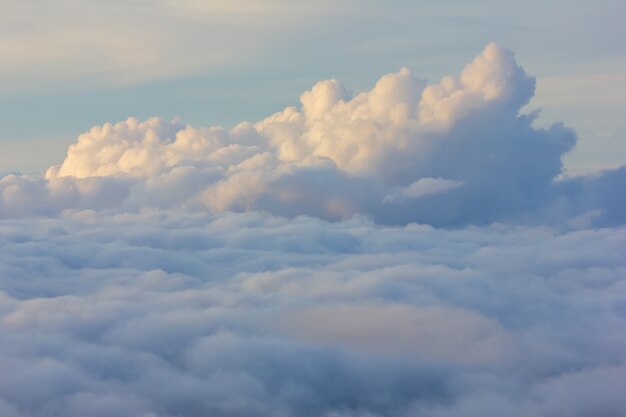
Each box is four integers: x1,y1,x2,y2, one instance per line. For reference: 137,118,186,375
0,211,625,416
0,43,622,226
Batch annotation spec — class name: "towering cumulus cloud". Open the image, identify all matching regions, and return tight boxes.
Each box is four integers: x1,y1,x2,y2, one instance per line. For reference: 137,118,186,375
1,43,622,225
0,45,625,416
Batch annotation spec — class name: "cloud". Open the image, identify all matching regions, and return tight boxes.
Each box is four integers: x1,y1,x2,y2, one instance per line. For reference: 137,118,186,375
0,39,624,416
1,36,625,416
382,177,463,203
279,304,509,365
0,211,625,416
0,43,621,227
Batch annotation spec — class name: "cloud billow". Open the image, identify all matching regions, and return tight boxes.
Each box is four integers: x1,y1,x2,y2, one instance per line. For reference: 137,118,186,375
0,212,625,416
0,44,625,416
2,43,622,226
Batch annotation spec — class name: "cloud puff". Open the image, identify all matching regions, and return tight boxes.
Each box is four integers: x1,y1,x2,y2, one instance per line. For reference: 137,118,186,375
0,211,625,416
0,43,622,227
47,44,540,182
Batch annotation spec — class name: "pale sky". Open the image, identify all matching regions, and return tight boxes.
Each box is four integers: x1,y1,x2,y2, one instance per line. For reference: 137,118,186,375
1,0,625,175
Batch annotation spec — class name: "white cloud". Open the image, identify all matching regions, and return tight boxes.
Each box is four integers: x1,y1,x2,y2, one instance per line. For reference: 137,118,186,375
5,48,626,228
0,211,625,416
0,44,614,226
2,16,625,415
1,41,625,412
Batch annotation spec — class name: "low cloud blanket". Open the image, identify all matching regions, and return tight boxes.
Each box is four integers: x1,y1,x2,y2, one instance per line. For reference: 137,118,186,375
0,212,625,416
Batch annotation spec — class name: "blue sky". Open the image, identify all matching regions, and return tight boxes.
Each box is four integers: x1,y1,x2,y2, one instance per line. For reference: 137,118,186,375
1,0,624,174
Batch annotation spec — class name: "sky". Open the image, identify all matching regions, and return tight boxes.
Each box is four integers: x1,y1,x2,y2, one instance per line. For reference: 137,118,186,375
1,2,626,417
1,0,625,175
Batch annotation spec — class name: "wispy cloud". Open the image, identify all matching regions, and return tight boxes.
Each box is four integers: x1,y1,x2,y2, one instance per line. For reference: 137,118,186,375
0,0,353,91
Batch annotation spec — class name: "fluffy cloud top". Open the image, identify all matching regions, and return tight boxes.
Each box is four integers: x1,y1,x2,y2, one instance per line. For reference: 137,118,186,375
48,44,540,183
3,43,623,227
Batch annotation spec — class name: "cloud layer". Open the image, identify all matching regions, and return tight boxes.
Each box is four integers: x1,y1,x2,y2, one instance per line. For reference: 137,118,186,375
2,43,623,227
1,44,625,416
0,211,625,416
